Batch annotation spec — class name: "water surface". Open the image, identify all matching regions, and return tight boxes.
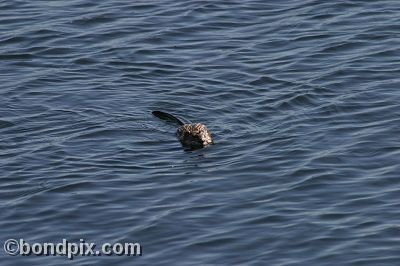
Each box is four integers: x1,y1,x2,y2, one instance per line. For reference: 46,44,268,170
1,0,400,265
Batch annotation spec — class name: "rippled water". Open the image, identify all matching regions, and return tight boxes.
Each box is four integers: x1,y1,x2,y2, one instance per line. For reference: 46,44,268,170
1,0,400,265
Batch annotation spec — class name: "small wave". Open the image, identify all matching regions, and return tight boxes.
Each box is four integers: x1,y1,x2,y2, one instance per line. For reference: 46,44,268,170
0,120,14,129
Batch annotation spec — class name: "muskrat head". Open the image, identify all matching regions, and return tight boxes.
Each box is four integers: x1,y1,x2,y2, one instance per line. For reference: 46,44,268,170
177,123,213,150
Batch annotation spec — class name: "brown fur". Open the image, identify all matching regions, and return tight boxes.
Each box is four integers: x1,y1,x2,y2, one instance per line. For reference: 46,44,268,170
152,111,213,150
177,123,213,149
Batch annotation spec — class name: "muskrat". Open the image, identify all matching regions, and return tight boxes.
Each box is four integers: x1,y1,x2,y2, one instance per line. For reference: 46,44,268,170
152,111,213,150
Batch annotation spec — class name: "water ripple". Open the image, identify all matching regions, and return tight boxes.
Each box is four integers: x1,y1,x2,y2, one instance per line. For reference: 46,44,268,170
1,0,400,265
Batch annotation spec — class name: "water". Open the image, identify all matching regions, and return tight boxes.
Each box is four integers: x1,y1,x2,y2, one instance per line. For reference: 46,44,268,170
1,0,400,265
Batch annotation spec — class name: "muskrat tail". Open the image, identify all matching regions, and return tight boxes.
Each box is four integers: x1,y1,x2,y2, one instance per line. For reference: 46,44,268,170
152,111,184,126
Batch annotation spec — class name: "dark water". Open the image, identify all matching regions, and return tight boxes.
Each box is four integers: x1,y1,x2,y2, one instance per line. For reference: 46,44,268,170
1,0,400,265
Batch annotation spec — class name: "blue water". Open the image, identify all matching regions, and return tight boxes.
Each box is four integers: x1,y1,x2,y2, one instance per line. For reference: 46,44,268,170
1,0,400,265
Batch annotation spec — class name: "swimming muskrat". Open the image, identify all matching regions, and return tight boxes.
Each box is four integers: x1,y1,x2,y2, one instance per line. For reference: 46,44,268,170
152,111,213,150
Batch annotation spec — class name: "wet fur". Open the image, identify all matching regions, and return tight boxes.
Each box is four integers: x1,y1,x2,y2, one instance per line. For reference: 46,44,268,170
152,111,213,150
